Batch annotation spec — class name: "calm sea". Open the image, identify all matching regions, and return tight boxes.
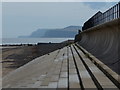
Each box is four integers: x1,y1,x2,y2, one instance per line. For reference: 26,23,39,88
1,38,74,45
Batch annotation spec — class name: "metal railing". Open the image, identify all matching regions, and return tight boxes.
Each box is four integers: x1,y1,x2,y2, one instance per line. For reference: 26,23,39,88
82,2,120,30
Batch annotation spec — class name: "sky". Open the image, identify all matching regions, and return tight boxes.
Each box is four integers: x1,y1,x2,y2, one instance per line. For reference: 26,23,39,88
2,2,117,38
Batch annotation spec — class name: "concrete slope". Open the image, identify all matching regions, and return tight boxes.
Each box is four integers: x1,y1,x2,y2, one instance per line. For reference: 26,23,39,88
2,44,120,89
75,18,120,75
3,49,61,88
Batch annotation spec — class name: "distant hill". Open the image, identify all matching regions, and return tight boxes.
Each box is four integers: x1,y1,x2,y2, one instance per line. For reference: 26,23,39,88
19,26,82,38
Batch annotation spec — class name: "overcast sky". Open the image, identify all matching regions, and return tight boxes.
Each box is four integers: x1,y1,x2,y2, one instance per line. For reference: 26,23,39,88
2,2,117,38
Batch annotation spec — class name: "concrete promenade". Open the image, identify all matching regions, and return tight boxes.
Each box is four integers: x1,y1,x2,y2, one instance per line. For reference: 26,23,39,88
2,44,120,89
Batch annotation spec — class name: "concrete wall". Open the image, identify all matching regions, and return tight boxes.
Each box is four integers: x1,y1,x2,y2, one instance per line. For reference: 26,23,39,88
75,18,120,74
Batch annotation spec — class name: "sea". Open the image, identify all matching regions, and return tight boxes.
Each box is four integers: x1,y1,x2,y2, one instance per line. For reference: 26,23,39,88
1,38,74,45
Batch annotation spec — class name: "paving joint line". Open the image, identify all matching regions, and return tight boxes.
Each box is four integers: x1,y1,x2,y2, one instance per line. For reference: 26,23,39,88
73,44,103,90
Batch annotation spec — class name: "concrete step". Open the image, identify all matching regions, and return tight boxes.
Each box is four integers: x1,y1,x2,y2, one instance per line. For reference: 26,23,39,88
71,45,97,88
73,44,119,89
2,44,120,89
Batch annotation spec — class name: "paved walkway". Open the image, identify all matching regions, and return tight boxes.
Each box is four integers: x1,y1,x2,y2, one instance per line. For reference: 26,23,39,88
2,44,120,89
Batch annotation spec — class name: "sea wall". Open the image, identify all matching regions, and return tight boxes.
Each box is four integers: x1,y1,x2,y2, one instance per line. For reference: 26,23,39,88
75,18,120,74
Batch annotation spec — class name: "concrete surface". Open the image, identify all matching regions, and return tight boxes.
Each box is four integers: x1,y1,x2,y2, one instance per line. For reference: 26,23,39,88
75,18,120,75
2,44,120,89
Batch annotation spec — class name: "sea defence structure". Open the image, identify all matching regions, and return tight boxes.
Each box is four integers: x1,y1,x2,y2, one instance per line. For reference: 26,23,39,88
2,2,120,89
75,2,120,75
2,44,120,89
2,26,120,89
